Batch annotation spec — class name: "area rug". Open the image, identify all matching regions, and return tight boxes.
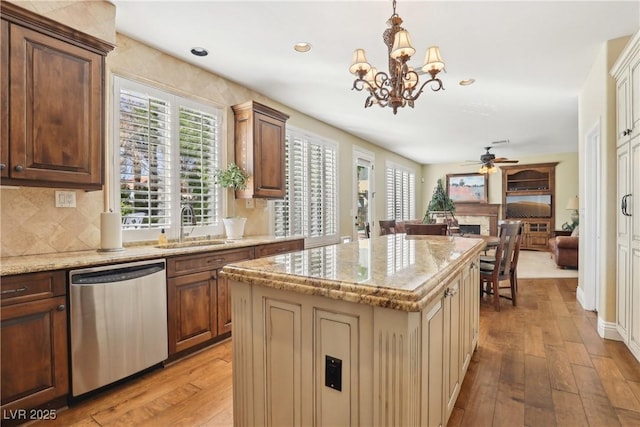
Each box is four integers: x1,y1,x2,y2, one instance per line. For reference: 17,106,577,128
517,250,578,279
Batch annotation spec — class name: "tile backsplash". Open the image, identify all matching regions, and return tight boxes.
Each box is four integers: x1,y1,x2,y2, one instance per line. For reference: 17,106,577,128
1,187,104,257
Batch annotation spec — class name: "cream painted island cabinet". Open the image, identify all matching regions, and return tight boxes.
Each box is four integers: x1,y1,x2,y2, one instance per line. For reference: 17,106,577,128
221,234,484,427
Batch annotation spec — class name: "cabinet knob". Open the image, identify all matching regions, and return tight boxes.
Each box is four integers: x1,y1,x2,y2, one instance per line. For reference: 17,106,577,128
14,165,24,172
57,304,66,311
0,163,5,170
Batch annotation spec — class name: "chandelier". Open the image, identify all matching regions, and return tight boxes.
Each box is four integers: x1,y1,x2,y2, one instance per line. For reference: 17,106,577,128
349,0,445,114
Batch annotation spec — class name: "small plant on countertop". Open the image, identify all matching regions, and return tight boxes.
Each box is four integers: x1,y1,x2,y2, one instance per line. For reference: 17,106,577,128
214,163,250,218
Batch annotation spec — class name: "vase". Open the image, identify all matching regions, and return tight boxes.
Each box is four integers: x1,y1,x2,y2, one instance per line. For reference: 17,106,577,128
223,217,247,240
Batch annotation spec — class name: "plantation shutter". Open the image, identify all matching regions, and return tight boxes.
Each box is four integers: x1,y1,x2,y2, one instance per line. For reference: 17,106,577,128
385,164,416,221
273,130,338,246
179,106,220,226
118,88,172,229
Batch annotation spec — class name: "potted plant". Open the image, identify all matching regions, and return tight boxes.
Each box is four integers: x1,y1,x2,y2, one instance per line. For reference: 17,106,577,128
424,178,456,224
214,162,250,239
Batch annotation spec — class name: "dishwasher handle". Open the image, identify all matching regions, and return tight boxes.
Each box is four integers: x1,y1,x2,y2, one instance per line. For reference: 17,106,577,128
71,262,165,285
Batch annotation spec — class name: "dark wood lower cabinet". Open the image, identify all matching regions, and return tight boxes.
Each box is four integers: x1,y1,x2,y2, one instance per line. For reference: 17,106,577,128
167,271,217,355
1,271,68,421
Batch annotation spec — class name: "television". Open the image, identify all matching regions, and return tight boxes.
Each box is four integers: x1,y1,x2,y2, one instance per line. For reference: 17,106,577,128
505,194,552,218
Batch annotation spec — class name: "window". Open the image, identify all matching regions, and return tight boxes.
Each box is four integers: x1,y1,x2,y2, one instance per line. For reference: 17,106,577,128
385,163,416,220
273,129,339,247
112,77,223,241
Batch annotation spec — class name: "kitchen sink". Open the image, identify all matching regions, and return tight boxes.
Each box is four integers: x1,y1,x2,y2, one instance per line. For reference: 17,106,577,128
155,239,228,249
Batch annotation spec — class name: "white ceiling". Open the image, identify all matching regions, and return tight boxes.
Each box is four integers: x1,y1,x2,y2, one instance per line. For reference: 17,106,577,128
111,0,640,165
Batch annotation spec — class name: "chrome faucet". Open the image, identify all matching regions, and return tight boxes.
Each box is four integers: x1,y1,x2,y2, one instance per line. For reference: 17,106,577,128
180,204,196,242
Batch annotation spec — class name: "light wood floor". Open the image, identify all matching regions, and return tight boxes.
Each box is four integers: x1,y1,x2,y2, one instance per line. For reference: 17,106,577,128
34,278,640,427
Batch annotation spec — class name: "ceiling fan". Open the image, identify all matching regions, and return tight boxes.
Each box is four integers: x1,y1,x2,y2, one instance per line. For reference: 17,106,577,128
464,146,519,173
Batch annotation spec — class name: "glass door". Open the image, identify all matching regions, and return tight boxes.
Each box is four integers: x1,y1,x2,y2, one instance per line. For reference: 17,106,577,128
354,152,374,240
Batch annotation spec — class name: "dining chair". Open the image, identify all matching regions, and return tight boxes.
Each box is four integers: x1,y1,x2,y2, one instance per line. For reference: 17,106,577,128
405,223,448,235
481,220,523,293
379,220,396,235
479,221,520,311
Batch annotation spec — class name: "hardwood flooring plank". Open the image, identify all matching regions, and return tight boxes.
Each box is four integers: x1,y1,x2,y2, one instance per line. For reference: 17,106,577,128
458,383,496,427
629,381,640,402
551,389,587,427
493,382,525,427
591,355,640,412
447,407,464,427
540,317,565,347
499,349,524,385
524,354,555,426
525,325,546,358
616,407,640,426
564,341,593,367
604,339,640,382
545,344,578,394
555,316,583,343
572,364,621,426
573,315,610,357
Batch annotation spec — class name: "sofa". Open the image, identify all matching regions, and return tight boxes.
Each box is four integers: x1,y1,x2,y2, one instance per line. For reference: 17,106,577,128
548,227,579,269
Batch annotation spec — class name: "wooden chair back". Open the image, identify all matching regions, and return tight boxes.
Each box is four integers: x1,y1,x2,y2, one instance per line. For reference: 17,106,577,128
480,221,521,310
379,220,396,235
405,223,448,235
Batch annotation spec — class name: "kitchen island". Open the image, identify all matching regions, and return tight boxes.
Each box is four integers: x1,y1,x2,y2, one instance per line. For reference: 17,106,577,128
221,234,485,427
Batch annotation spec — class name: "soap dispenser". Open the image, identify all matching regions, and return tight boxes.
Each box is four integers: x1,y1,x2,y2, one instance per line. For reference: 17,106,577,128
158,228,168,245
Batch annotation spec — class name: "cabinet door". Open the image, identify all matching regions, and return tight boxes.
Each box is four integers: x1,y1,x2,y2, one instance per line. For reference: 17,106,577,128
216,270,232,335
252,111,286,198
460,264,473,375
1,19,8,178
9,24,103,187
1,296,68,411
617,144,631,342
422,297,445,427
443,276,461,419
617,69,631,145
167,271,217,355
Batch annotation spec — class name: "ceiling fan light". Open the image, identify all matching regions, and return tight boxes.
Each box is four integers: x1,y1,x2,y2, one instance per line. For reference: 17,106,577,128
422,46,445,73
349,49,371,75
390,30,416,59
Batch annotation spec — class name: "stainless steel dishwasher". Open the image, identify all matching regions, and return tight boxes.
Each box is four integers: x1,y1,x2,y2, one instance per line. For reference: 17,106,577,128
69,259,168,396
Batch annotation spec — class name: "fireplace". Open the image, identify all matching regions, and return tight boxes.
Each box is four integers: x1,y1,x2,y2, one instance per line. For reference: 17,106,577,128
454,204,500,235
459,224,481,235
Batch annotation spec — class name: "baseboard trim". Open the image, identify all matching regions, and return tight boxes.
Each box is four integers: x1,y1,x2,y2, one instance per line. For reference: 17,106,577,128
576,285,585,309
597,317,623,341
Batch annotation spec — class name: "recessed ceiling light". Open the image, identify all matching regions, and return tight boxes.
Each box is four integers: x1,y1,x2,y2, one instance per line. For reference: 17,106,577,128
294,42,312,53
190,47,208,57
459,78,476,86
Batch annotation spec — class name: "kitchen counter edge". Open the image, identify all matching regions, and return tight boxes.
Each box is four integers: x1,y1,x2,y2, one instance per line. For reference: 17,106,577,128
0,235,305,276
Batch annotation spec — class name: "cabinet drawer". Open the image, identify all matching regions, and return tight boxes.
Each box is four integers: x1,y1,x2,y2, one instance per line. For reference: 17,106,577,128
167,247,254,277
255,239,304,258
1,271,66,306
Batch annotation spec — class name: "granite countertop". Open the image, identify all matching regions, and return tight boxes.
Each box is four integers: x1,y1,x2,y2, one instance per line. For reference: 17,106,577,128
0,235,304,276
221,234,485,312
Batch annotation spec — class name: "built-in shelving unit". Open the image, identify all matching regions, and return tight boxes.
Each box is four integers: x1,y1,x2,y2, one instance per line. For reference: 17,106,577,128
501,162,558,250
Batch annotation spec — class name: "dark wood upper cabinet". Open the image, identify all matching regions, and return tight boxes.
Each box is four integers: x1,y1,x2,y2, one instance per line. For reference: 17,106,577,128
232,101,289,199
1,3,114,190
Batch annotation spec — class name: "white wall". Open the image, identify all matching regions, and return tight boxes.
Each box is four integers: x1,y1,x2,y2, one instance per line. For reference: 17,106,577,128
578,36,630,324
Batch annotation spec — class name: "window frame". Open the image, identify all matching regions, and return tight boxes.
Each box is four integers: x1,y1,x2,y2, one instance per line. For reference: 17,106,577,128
111,76,224,242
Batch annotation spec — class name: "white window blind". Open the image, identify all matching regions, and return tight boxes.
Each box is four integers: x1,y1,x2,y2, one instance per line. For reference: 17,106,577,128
385,164,416,220
113,77,222,240
273,129,338,247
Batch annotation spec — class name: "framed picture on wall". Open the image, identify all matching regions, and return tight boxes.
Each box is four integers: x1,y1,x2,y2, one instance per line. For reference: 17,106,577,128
446,173,488,203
